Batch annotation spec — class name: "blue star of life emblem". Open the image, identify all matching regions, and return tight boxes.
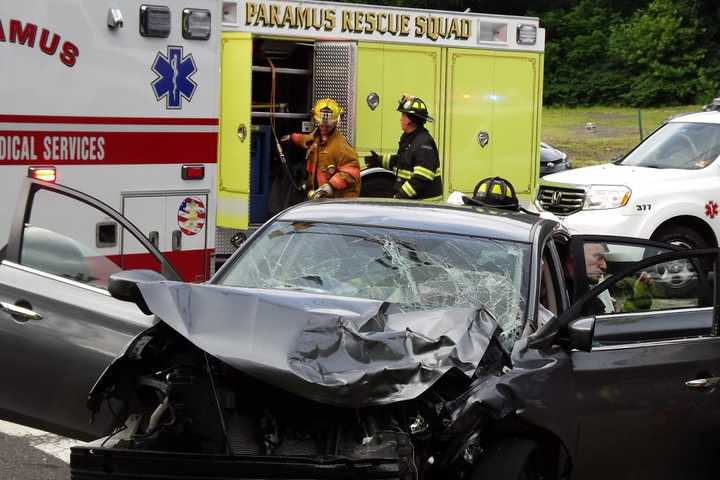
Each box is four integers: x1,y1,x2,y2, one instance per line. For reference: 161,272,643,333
151,46,197,109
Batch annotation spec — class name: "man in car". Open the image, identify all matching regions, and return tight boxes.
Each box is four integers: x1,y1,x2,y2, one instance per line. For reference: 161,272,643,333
583,243,655,314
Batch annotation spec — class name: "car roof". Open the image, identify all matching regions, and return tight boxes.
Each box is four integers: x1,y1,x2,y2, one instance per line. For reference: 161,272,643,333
278,198,549,243
668,111,720,124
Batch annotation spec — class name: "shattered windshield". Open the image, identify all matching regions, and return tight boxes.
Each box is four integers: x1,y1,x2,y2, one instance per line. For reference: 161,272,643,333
217,221,530,346
620,122,720,170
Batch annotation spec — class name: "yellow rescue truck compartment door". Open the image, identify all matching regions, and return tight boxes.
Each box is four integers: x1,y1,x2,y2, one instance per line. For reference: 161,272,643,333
355,43,444,164
445,50,540,195
218,32,252,230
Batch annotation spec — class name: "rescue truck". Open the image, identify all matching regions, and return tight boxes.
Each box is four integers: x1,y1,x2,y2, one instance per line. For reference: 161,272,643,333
1,0,220,281
214,0,546,260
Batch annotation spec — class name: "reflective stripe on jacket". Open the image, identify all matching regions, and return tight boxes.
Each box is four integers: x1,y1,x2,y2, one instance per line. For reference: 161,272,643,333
386,127,442,200
294,128,361,198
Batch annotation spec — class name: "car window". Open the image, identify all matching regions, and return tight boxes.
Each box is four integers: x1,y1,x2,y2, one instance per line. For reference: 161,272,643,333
582,251,716,346
218,221,531,347
20,189,160,289
571,240,672,304
538,247,562,331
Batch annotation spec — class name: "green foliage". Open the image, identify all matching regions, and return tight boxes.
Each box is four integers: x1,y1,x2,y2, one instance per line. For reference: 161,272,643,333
608,0,710,106
541,1,630,106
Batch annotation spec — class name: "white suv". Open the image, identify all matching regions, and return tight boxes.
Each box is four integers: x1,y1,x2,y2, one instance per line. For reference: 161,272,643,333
538,110,720,251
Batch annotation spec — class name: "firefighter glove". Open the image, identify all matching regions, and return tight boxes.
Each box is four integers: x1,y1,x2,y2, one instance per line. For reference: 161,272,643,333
363,150,382,169
308,183,334,200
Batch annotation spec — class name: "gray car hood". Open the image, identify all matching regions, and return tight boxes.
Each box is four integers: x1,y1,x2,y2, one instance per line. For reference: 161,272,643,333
137,281,500,407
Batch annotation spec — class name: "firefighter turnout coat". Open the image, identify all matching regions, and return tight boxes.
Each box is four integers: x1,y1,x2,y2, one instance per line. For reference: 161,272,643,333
383,126,442,200
293,128,361,198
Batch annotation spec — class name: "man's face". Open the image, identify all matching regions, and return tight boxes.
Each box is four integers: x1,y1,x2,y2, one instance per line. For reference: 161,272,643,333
318,123,333,138
400,113,415,133
584,243,608,281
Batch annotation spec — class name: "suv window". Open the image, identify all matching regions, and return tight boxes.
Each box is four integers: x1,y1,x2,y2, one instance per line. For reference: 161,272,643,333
620,122,720,170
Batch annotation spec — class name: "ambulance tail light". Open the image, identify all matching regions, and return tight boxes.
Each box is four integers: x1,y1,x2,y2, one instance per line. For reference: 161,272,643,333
516,24,537,45
28,166,57,182
182,164,205,180
183,9,212,40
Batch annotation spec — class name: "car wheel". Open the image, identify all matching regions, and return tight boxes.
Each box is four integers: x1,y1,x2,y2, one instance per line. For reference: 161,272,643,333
470,438,542,480
651,226,708,296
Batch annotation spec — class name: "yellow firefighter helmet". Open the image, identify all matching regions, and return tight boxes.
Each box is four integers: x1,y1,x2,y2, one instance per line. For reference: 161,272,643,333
311,98,343,126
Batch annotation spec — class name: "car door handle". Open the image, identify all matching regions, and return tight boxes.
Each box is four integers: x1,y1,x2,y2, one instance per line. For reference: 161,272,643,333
0,301,43,321
685,377,720,389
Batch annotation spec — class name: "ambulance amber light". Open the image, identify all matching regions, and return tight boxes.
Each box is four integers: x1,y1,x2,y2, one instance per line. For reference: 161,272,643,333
183,9,211,40
516,24,537,45
182,164,205,180
28,166,56,182
140,5,171,38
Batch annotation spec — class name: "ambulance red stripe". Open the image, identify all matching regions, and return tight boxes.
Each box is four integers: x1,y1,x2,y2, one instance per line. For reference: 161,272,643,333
0,131,217,164
0,114,218,125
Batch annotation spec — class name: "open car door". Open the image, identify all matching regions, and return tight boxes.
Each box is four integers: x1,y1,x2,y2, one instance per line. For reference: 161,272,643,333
557,235,720,479
0,178,180,440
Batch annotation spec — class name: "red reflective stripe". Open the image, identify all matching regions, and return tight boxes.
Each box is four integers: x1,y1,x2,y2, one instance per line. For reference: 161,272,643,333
106,248,213,283
337,165,360,179
328,174,347,190
0,131,217,164
291,133,304,145
0,114,218,125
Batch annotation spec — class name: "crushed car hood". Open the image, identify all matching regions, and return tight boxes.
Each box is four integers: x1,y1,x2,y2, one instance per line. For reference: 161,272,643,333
136,281,500,407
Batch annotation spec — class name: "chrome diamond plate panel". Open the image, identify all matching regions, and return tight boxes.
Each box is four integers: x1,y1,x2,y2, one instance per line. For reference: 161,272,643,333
313,42,357,145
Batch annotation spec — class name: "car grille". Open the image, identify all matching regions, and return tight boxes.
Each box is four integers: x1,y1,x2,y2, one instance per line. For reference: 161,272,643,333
537,186,586,215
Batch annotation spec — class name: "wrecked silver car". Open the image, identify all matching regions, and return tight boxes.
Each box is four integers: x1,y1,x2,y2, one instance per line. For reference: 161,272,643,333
2,179,720,479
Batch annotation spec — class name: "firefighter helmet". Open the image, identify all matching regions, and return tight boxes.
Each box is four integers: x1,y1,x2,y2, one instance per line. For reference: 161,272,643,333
397,94,434,123
466,177,519,210
311,98,343,126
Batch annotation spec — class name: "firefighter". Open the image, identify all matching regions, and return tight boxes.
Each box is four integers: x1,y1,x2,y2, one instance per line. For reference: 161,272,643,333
364,94,442,200
283,98,361,200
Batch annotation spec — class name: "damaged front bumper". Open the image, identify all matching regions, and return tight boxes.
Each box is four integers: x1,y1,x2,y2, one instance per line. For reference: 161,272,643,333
71,447,405,479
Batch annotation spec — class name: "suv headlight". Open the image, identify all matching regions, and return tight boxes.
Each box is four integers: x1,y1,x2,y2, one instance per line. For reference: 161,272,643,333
583,185,631,210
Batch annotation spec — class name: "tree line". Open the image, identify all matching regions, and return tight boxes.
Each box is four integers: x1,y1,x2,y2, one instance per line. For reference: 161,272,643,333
339,0,720,107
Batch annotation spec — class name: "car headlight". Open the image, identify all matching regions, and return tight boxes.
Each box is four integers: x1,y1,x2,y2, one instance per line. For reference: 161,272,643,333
583,185,631,210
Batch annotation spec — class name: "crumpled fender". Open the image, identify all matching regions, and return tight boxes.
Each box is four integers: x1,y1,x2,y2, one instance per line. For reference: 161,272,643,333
126,281,500,407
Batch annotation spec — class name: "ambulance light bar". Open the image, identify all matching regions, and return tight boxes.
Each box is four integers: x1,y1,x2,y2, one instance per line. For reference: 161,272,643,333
181,164,205,180
28,166,57,183
140,5,171,38
183,9,212,40
516,24,537,45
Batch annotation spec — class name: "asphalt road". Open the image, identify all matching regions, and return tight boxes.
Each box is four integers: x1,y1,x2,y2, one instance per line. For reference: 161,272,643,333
0,421,77,480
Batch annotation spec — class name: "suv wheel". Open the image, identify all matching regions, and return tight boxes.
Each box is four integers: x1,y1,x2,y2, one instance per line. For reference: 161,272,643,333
470,438,542,480
651,226,708,296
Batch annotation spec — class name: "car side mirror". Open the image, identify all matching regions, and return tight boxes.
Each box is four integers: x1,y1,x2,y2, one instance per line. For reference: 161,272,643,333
567,316,595,352
108,269,165,315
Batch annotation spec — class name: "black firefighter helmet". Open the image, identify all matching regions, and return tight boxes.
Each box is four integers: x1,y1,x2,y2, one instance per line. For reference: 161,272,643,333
464,177,519,210
397,94,434,123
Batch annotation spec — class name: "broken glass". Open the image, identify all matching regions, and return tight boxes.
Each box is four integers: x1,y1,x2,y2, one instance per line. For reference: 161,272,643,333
219,221,530,348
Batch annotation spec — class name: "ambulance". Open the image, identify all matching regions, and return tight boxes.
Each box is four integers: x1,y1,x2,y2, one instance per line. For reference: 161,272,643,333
1,0,220,281
214,0,546,260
